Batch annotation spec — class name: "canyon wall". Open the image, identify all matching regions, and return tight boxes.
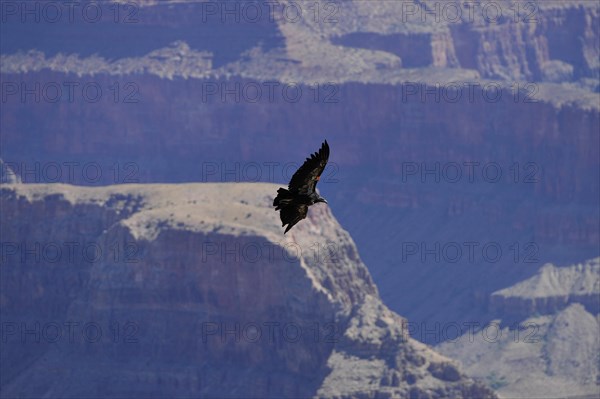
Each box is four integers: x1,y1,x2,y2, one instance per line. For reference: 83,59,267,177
0,182,495,398
489,258,600,319
1,1,598,397
438,258,600,398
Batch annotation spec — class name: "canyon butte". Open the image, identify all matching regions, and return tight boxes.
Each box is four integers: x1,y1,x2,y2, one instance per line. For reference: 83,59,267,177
1,182,496,398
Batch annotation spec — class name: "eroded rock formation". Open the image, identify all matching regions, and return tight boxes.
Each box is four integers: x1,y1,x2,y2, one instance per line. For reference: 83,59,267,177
0,183,496,398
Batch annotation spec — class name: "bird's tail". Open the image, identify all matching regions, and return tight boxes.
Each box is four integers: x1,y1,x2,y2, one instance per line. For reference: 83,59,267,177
273,188,293,211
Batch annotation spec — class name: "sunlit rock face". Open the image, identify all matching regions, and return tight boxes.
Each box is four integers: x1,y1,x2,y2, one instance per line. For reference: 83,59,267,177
0,182,496,398
489,259,600,319
438,258,600,399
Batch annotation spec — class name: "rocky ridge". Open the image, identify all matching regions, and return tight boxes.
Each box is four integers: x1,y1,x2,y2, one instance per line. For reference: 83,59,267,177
0,182,496,398
438,258,600,399
490,258,600,319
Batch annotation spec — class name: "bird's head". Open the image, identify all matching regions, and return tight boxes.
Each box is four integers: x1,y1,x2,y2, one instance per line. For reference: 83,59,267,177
316,197,328,205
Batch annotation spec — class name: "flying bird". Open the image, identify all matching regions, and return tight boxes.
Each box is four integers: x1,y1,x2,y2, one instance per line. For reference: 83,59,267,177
273,140,330,234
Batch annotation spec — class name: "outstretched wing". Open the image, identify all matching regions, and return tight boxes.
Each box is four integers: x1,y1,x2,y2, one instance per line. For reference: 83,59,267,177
288,140,329,195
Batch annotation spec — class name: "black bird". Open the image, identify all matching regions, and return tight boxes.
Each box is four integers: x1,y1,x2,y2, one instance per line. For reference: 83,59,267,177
273,140,330,234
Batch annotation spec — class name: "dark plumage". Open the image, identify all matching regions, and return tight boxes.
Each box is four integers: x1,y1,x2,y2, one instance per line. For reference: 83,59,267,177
273,140,330,234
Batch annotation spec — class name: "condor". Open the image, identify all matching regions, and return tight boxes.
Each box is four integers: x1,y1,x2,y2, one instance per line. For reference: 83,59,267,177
273,140,330,234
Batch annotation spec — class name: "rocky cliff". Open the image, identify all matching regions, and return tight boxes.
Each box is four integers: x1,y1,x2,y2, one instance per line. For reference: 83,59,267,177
489,258,600,319
438,302,599,399
0,182,495,398
438,258,600,399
